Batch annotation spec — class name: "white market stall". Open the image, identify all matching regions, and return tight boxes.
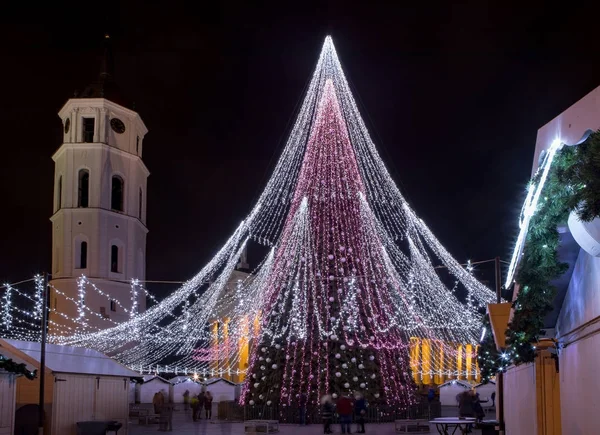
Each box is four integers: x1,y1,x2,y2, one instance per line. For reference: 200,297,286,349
0,370,17,435
0,338,139,435
0,345,35,435
136,375,173,404
170,376,202,403
438,379,473,406
204,377,240,402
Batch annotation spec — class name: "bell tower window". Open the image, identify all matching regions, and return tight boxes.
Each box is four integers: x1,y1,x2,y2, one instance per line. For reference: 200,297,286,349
82,117,95,143
78,169,89,208
111,245,119,273
79,241,88,269
138,188,143,220
111,176,124,212
56,176,62,211
136,136,140,155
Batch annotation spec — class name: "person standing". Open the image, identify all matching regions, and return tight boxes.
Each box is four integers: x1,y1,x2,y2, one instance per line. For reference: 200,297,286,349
473,392,485,421
337,394,353,434
153,391,164,414
321,395,333,434
299,392,308,425
354,393,367,433
191,394,199,422
458,391,475,434
197,392,206,420
183,390,190,411
204,391,213,419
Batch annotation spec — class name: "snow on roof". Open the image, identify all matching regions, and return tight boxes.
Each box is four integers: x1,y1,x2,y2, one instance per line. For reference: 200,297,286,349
475,380,496,388
204,377,237,386
439,380,473,389
169,375,198,385
142,375,172,384
1,339,138,377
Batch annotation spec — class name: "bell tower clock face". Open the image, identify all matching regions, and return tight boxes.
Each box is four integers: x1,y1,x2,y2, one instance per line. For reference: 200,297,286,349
110,118,126,134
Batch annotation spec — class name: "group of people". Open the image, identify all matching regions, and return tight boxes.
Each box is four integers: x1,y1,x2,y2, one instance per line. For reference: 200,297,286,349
321,393,367,434
184,390,213,421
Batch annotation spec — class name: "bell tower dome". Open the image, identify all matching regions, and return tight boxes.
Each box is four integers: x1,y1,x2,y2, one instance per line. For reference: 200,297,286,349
49,35,149,332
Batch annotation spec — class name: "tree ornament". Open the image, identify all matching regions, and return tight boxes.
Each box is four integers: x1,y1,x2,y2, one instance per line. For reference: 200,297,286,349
360,383,366,388
344,383,350,388
249,400,255,405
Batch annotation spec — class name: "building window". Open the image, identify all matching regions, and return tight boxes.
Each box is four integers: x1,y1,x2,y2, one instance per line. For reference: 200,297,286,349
138,188,143,220
136,136,140,155
82,117,95,143
111,245,119,273
78,169,89,208
111,176,124,212
56,176,62,211
110,300,117,312
80,241,88,269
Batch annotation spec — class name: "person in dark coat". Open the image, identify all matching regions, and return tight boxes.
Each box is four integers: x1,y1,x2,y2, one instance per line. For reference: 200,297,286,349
321,395,333,434
204,391,213,419
473,392,485,421
458,390,477,433
354,393,367,433
196,392,206,420
458,391,474,418
299,392,308,425
337,394,353,434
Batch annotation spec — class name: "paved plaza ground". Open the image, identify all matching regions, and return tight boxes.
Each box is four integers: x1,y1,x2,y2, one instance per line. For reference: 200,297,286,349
129,411,483,434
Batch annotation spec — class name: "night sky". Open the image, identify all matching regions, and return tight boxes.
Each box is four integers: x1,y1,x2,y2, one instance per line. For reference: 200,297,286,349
3,1,600,297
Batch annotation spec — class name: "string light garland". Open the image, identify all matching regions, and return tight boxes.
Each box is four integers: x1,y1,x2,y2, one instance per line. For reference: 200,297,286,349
1,37,496,402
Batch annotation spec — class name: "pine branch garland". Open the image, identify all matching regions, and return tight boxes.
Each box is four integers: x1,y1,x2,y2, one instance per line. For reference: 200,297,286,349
0,355,37,380
477,130,600,372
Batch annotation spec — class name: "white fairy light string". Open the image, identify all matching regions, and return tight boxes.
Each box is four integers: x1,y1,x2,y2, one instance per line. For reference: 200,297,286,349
1,37,496,401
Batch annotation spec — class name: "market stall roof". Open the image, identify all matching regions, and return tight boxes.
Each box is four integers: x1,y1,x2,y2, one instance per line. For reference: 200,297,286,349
0,339,138,377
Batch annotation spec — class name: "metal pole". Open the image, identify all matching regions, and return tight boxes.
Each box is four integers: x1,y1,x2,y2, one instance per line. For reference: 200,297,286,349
38,272,49,435
495,257,505,435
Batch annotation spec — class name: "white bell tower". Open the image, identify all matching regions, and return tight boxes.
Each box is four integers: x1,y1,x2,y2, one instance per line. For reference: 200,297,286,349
49,36,149,332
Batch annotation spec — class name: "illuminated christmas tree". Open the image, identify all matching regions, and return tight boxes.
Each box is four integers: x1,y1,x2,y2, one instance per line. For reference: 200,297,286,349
59,37,495,410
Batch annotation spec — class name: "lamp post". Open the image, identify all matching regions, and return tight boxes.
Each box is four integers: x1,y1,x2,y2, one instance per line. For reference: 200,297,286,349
495,257,505,435
38,272,49,435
